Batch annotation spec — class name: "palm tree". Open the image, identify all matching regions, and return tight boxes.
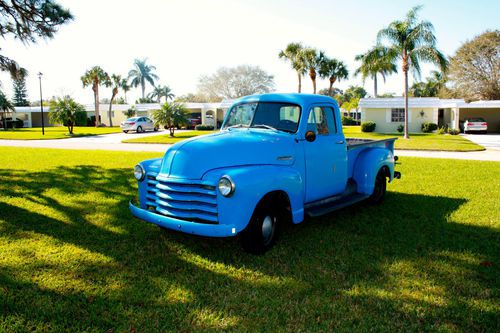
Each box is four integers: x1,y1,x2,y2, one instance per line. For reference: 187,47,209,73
302,48,326,94
48,96,86,135
120,79,131,103
128,58,159,99
377,5,448,139
149,85,175,103
105,74,122,127
0,91,15,130
81,66,109,126
279,43,307,93
354,46,397,97
151,102,188,137
319,58,349,96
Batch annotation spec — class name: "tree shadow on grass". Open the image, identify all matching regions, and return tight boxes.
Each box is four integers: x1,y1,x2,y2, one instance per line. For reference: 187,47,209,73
0,166,498,331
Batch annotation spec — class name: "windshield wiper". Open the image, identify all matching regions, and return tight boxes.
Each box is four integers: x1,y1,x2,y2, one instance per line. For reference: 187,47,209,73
226,124,248,130
250,124,279,131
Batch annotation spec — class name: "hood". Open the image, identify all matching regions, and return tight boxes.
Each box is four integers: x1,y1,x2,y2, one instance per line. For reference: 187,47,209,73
159,129,296,180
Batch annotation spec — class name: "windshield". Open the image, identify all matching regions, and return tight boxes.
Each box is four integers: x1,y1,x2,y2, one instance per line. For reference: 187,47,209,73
222,102,301,133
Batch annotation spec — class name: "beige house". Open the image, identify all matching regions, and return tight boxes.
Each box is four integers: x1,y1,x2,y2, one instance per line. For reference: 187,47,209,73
359,98,500,133
11,101,233,129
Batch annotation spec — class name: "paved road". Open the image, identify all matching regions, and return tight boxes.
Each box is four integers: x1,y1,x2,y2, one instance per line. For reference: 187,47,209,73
1,131,500,160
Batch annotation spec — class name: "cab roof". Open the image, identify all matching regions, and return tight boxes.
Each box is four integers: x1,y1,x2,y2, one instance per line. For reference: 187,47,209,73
234,93,338,108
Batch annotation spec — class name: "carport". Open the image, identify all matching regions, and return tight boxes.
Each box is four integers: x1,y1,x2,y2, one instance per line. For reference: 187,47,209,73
457,101,500,133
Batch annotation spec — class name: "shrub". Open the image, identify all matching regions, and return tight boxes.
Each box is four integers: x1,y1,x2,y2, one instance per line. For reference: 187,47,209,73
436,127,446,135
361,121,376,132
397,124,404,133
421,122,438,133
448,128,460,135
75,110,87,126
195,124,214,131
341,116,358,126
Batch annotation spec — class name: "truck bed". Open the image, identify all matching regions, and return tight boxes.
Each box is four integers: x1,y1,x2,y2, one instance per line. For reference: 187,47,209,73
346,137,397,150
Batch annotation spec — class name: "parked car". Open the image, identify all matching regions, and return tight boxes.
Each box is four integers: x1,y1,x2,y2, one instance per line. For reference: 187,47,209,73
130,94,401,253
463,117,487,134
0,117,24,129
186,118,201,129
120,117,158,133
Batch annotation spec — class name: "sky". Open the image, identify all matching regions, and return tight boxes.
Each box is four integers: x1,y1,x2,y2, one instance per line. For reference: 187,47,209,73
0,0,499,104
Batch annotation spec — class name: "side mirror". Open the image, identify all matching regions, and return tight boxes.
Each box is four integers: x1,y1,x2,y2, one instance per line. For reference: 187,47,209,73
305,130,316,142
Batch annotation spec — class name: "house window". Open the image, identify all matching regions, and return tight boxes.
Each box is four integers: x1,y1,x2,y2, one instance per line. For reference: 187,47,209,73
391,108,405,122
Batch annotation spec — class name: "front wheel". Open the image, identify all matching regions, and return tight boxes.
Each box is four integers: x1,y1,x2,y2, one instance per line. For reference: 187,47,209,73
154,126,159,132
241,202,280,254
368,169,387,204
123,130,128,133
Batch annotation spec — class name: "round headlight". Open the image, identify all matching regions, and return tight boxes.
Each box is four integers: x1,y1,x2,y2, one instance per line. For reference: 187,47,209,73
134,164,145,181
218,176,235,197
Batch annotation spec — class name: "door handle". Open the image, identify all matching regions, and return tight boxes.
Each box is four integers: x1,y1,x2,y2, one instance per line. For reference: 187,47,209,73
336,140,344,144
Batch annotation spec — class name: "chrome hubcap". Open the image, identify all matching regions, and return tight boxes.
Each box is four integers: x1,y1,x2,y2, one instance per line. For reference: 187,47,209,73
262,215,275,244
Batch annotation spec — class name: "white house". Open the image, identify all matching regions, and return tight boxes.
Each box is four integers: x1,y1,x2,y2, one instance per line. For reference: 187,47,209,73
359,97,500,133
9,100,234,129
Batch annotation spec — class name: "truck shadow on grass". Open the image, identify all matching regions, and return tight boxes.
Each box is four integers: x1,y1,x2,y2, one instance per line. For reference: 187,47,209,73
0,166,498,331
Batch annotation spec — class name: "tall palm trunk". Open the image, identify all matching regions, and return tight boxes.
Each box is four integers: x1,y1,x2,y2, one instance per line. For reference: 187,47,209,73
373,74,378,98
297,72,302,93
108,88,117,127
309,68,317,94
402,54,409,139
328,76,337,96
93,84,100,127
141,78,145,99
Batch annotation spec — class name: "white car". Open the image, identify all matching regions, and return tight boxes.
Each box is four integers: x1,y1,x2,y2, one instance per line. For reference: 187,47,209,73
121,117,158,133
464,117,488,134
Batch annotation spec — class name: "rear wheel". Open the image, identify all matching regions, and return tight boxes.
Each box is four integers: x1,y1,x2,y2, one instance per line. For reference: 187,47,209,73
123,130,128,133
136,126,143,133
368,169,387,204
241,200,281,254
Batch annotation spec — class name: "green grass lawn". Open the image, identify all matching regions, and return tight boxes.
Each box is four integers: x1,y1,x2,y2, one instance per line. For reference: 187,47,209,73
343,126,484,151
0,147,498,331
0,126,123,140
122,127,484,152
122,130,216,144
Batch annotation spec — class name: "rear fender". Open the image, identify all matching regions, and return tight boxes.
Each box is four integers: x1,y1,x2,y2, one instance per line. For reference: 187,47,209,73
203,165,305,233
352,148,394,195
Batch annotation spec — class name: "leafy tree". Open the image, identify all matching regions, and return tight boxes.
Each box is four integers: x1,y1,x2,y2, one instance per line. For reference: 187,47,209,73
151,102,188,137
135,97,155,104
128,58,159,99
409,71,445,97
48,96,85,134
120,79,131,103
377,5,447,139
123,106,136,118
0,0,72,79
344,86,367,101
318,87,343,98
447,30,500,101
12,75,30,106
279,42,307,93
355,46,397,97
198,65,275,99
175,93,220,103
81,66,109,126
319,58,349,96
0,91,14,129
104,74,122,126
302,48,325,94
149,85,175,103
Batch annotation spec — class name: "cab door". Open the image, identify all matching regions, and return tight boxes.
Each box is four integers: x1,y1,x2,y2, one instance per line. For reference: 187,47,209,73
303,104,347,202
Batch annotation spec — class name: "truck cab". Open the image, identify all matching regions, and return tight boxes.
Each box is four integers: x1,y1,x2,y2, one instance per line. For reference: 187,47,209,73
130,93,400,253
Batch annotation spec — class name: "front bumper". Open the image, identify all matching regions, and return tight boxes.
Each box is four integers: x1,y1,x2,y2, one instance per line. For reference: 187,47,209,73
129,201,237,237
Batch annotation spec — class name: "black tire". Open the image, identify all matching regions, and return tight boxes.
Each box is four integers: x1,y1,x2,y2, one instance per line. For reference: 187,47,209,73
123,130,128,133
241,200,281,254
154,127,159,132
368,169,387,204
136,126,143,133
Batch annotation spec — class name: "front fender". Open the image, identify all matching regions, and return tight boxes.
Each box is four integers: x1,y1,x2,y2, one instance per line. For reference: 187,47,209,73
352,148,394,195
203,165,305,233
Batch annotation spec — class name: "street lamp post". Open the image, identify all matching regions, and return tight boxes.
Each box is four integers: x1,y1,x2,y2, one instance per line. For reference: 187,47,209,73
38,72,45,135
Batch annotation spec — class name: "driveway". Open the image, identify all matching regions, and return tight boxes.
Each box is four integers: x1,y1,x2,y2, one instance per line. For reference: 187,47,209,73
462,133,500,151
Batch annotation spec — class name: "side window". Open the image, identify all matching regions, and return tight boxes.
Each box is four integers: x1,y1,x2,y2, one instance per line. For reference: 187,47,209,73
307,106,336,135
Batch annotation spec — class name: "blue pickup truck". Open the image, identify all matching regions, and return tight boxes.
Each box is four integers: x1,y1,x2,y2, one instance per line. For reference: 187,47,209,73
130,93,400,253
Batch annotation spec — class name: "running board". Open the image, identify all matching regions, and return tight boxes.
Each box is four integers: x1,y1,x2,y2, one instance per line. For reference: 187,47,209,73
305,193,369,217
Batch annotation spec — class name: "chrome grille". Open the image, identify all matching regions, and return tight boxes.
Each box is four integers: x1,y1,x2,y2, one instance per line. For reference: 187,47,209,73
145,172,218,224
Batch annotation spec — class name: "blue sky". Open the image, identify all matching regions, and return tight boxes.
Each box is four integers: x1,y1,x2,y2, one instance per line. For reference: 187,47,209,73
0,0,498,103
